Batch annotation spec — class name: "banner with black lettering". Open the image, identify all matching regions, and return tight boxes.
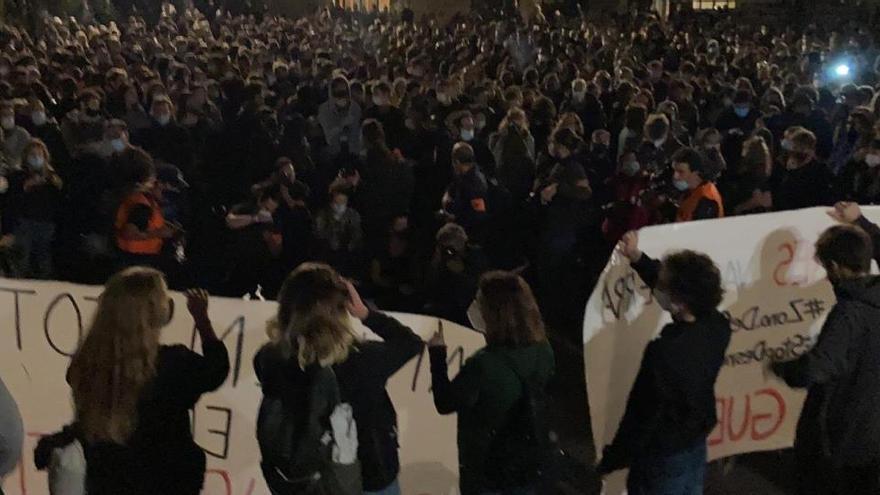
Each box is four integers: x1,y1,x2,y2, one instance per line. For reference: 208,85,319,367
0,280,485,495
583,206,880,493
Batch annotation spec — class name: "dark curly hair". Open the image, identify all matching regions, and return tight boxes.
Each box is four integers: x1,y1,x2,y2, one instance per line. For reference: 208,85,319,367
661,250,724,317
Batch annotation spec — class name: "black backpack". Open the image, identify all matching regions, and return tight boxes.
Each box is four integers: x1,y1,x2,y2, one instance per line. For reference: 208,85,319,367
484,353,558,490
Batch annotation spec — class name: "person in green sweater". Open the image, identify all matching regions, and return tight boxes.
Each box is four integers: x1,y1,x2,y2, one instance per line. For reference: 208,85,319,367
429,271,555,495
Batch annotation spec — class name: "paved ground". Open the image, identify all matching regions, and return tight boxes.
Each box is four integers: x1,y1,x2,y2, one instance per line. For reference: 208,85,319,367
546,335,796,495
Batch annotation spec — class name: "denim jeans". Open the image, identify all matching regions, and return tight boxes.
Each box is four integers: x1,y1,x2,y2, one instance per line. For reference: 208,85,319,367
14,219,56,279
365,479,401,495
627,440,707,495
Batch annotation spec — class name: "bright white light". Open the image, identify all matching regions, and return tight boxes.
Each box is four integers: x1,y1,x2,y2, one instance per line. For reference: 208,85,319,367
835,64,851,77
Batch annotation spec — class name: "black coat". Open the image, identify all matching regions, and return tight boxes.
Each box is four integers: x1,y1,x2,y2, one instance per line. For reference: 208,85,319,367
773,216,880,467
334,312,424,490
82,339,230,495
599,254,732,472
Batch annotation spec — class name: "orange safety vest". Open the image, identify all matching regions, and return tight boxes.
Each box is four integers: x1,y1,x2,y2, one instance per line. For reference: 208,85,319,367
115,192,165,255
676,182,725,222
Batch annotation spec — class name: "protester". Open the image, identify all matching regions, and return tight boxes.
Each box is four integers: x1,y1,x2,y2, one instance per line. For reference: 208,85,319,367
599,231,731,493
113,148,176,270
428,271,555,495
6,139,63,278
0,100,31,169
314,179,363,276
255,264,362,495
442,142,489,240
769,201,880,495
65,269,229,494
769,128,834,211
672,147,725,222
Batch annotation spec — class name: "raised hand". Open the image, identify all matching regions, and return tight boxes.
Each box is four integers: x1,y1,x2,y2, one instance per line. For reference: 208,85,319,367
827,201,862,224
619,230,642,262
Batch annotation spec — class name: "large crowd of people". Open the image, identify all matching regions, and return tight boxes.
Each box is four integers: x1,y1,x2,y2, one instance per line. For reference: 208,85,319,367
0,1,879,494
0,2,878,332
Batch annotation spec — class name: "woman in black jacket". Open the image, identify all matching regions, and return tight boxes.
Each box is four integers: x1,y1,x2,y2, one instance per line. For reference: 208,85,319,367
66,268,229,495
256,263,423,495
598,231,731,494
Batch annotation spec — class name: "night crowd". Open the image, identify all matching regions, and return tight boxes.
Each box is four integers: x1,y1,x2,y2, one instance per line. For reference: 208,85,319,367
0,1,879,494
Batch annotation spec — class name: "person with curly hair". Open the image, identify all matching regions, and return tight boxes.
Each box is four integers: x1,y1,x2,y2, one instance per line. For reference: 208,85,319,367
598,231,732,494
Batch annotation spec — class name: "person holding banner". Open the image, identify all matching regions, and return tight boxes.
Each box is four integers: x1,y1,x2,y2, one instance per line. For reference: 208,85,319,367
428,271,555,495
597,231,731,494
65,269,230,494
769,203,880,495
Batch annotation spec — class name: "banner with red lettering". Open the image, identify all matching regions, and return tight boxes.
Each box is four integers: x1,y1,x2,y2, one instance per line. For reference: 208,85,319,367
583,206,880,493
0,280,485,495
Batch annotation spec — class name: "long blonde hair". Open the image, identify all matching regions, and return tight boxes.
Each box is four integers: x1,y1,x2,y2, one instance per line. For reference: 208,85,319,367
268,263,355,369
68,267,170,444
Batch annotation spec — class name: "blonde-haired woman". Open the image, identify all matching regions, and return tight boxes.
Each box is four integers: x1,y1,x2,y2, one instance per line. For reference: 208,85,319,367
7,138,63,278
429,271,555,495
256,263,423,495
66,268,229,494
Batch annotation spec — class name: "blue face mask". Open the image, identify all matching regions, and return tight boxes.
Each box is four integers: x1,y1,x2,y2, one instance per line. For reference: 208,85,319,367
734,105,750,118
673,179,690,191
621,161,640,177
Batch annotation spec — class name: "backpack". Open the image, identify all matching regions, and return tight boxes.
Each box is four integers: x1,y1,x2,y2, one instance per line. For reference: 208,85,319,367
257,366,362,495
484,353,558,490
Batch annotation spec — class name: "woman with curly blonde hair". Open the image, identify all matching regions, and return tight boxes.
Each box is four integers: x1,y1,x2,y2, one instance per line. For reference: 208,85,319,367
256,262,423,495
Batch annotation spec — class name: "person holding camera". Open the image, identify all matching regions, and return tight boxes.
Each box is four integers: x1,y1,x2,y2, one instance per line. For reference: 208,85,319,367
598,231,731,494
424,223,488,326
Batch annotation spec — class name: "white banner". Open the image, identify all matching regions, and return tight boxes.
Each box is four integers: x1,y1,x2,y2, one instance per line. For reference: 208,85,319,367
583,206,880,493
0,279,486,495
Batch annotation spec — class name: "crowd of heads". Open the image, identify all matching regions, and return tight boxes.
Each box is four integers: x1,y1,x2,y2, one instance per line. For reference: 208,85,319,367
1,2,880,325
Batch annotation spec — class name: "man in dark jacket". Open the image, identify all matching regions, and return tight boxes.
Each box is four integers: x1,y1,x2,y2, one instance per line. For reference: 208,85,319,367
769,128,834,211
442,143,489,241
132,96,194,176
598,231,732,494
771,202,880,495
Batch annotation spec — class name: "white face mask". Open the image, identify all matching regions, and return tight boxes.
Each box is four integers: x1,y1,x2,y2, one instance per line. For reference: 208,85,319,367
466,299,486,333
332,203,348,216
866,153,880,168
373,95,387,107
111,138,126,152
27,155,45,170
781,138,794,151
0,116,14,130
460,129,475,141
673,179,690,191
31,111,47,126
155,114,171,126
573,90,586,101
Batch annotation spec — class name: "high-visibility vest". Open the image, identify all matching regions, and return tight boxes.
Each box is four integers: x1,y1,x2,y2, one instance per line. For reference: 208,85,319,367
677,182,725,222
115,192,164,255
